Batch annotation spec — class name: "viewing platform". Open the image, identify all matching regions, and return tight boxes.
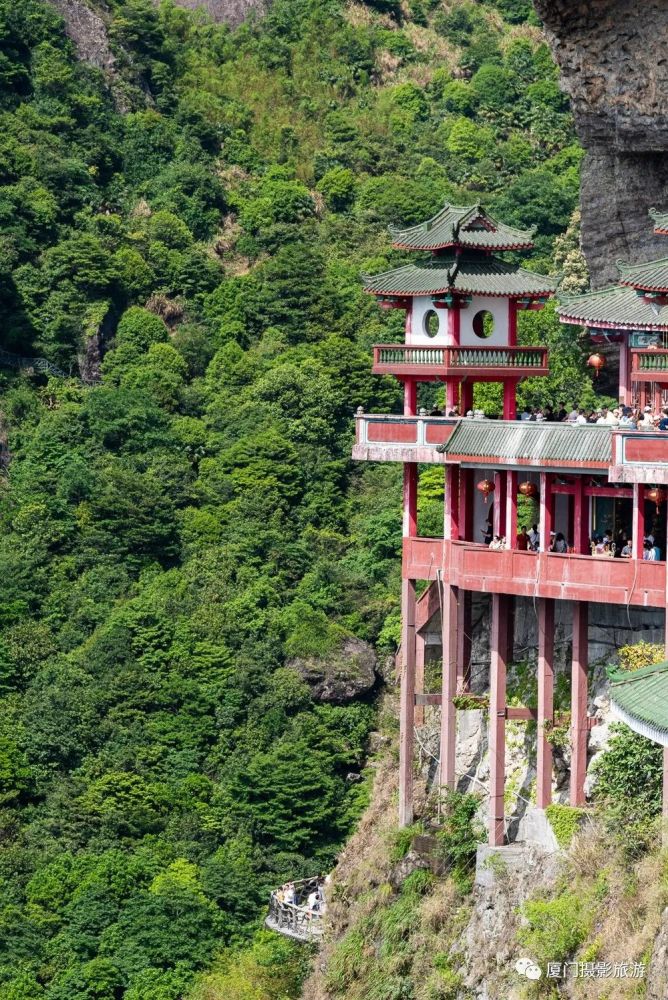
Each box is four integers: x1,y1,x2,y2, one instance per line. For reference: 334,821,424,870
372,344,549,379
354,414,668,483
403,538,666,608
266,877,326,943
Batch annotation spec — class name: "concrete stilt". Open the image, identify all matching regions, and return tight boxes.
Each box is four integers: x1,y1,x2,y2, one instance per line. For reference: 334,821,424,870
537,598,555,808
457,590,472,693
570,601,589,807
489,593,510,846
440,581,458,790
415,632,425,726
399,578,417,827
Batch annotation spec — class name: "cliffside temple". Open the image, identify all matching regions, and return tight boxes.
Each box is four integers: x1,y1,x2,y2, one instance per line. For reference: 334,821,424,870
353,203,668,846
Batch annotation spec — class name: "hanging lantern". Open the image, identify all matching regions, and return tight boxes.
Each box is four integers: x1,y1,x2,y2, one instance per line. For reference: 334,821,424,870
476,479,495,503
587,353,605,378
646,486,667,513
518,481,538,499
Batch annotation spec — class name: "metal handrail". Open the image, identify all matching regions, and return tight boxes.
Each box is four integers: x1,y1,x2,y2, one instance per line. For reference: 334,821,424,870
0,348,97,385
266,876,326,942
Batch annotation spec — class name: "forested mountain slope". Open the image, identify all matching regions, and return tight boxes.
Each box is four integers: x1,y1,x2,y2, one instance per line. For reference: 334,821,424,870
0,2,592,998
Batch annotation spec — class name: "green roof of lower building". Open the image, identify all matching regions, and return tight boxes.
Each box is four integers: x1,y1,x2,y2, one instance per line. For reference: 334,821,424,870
364,255,555,298
389,203,535,252
557,284,668,331
650,208,668,234
617,257,668,292
609,661,668,744
436,420,611,469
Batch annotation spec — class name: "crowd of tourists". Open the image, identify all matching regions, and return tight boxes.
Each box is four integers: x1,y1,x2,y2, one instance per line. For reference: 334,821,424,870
427,402,668,429
482,521,662,560
275,878,328,915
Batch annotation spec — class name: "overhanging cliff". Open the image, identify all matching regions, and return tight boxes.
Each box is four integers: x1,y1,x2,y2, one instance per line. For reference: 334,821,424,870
535,0,668,286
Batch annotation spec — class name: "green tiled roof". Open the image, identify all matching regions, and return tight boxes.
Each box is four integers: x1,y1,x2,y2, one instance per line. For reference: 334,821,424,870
363,255,555,298
617,257,668,292
650,208,668,234
389,203,535,251
609,661,668,744
436,420,611,468
558,284,668,331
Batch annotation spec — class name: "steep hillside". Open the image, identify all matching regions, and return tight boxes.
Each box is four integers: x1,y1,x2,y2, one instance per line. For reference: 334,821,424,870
0,2,596,998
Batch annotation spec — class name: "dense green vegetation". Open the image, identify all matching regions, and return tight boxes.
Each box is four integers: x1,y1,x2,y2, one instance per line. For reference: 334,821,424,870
0,0,594,996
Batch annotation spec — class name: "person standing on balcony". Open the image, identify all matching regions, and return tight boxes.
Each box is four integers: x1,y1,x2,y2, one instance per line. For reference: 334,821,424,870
516,526,530,550
528,523,539,550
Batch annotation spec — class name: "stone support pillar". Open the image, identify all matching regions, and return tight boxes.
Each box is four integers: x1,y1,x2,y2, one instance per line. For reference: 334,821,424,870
440,580,459,791
399,578,416,827
537,598,555,808
570,601,589,807
489,593,511,846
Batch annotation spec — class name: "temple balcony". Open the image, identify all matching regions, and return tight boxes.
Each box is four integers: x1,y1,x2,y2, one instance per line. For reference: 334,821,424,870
631,348,668,381
403,539,666,609
610,429,668,484
353,413,456,463
372,344,549,379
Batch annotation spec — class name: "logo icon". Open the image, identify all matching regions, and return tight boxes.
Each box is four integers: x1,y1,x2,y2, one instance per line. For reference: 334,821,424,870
515,957,542,980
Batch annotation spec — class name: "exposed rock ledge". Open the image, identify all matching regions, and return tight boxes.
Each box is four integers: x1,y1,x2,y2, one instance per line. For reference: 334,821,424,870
48,1,116,72
287,637,378,703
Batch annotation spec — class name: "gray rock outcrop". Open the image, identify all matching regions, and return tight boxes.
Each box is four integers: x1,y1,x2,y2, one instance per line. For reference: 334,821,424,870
287,637,378,703
648,907,668,1000
156,0,270,26
534,0,668,286
49,0,116,72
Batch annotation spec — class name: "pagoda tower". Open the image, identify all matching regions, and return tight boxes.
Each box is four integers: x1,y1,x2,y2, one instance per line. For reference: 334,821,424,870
354,203,668,846
558,210,668,411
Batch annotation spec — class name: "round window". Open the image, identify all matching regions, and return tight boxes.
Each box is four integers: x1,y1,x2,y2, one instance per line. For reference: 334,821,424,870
423,309,440,338
472,309,494,339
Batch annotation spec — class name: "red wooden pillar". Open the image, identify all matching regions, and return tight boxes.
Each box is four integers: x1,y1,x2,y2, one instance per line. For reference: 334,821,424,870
632,483,645,560
506,470,518,548
573,477,589,554
440,580,458,790
539,472,553,551
403,465,418,538
460,380,473,415
655,382,663,415
404,379,417,416
445,465,460,541
536,598,555,808
459,469,474,542
415,632,425,726
457,590,472,693
570,601,589,807
399,578,417,826
489,593,510,845
446,307,461,413
619,339,630,407
493,471,507,538
503,380,517,421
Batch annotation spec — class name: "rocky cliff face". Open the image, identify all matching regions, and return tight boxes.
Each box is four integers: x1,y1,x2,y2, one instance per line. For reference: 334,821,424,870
535,0,668,286
157,0,270,25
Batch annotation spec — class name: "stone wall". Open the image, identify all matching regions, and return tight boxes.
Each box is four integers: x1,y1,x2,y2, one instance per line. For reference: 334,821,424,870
534,0,668,286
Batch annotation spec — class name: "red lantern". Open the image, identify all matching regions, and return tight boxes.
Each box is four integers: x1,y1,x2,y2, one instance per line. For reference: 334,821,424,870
646,486,667,513
587,353,605,378
518,481,538,498
476,479,495,503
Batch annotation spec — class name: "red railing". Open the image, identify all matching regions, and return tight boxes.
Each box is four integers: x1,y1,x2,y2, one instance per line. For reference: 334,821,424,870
403,538,665,608
373,344,549,376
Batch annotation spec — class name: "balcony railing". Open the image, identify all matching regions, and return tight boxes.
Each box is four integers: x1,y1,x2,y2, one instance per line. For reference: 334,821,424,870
373,344,549,376
631,348,668,378
403,538,666,609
